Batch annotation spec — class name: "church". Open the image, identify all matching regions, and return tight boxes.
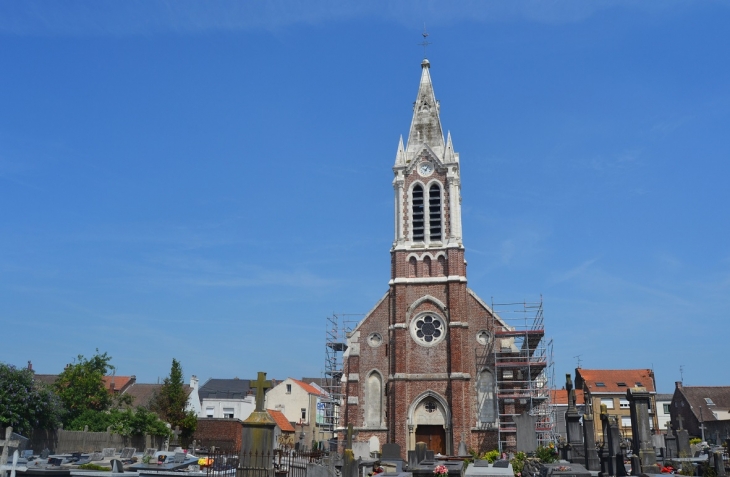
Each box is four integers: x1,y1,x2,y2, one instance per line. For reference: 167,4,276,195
341,58,548,456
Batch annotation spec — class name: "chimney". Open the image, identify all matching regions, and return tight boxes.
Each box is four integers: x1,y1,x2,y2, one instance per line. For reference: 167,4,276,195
27,360,33,371
675,381,683,390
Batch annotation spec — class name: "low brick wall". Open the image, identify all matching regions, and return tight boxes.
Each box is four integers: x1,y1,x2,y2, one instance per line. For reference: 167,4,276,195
24,428,165,454
193,418,243,451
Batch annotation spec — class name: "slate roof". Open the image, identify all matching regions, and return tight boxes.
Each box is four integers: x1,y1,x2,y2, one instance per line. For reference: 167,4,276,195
267,409,296,432
290,378,327,397
551,388,585,405
199,378,253,399
675,386,730,422
576,368,656,394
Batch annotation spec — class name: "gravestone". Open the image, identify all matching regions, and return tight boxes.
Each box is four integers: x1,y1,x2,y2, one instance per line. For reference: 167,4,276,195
664,422,677,460
1,450,28,477
466,461,514,477
600,405,620,476
352,442,370,460
407,450,419,469
0,427,21,467
143,448,156,458
581,414,600,471
110,459,124,473
514,412,538,453
457,441,468,457
415,442,427,466
564,375,584,463
675,416,691,457
170,426,182,448
626,387,658,472
238,371,276,477
40,448,50,459
103,448,116,458
91,452,104,461
713,452,726,477
120,447,136,460
382,443,405,472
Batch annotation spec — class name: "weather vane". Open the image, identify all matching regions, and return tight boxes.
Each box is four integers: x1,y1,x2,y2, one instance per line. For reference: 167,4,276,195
418,24,431,58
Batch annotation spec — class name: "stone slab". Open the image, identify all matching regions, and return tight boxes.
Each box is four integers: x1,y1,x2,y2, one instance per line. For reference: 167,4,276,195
465,463,514,477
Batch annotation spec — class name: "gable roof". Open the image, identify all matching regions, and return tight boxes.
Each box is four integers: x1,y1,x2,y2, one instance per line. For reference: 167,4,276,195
551,388,585,406
675,386,730,422
103,375,135,393
121,383,193,407
576,368,655,394
199,378,253,399
290,378,327,397
267,409,296,432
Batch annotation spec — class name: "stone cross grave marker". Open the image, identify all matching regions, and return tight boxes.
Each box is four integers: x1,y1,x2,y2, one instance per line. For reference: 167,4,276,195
170,426,182,446
0,450,26,477
251,372,272,412
0,428,20,467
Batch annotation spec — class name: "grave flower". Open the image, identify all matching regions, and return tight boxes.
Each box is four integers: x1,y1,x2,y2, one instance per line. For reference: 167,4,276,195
434,465,449,477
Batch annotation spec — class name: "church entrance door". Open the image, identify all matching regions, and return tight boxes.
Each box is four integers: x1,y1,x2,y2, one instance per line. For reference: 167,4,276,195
415,425,446,454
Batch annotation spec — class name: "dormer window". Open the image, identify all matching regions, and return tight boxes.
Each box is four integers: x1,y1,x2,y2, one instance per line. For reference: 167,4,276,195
705,398,715,406
429,184,442,241
412,185,425,241
595,382,606,387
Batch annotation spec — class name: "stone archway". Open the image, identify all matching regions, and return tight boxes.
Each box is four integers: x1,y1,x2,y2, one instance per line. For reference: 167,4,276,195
407,392,451,455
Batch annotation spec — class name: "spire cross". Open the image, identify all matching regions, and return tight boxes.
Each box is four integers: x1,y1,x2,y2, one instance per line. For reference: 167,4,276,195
250,371,272,412
418,26,431,58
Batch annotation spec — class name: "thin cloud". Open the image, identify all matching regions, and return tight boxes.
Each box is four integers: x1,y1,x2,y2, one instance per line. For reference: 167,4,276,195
0,0,703,37
548,257,599,286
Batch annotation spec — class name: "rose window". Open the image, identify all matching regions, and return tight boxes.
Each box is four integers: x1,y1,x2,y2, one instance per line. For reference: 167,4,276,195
410,313,446,346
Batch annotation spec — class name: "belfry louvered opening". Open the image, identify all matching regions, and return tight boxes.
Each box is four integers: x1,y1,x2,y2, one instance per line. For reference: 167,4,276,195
429,184,442,241
412,185,425,241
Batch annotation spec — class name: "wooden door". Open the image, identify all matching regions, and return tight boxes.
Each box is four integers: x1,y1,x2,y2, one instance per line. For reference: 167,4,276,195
415,425,446,455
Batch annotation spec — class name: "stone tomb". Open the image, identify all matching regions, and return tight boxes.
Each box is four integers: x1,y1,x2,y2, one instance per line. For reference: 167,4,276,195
538,462,591,477
465,461,514,477
381,443,405,472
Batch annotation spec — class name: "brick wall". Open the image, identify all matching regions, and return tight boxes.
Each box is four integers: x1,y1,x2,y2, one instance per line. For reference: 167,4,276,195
193,418,243,451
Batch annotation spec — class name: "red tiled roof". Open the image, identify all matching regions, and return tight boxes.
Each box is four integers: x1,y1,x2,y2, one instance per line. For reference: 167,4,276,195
577,369,655,393
550,388,585,405
103,376,135,393
267,409,296,432
290,378,327,397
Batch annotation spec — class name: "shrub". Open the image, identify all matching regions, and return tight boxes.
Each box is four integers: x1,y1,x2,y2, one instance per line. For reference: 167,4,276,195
535,444,558,463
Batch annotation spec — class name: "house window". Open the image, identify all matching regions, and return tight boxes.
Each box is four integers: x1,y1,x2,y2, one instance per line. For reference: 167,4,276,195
223,408,234,418
601,398,615,409
206,407,214,417
301,408,306,420
617,382,627,387
663,404,670,414
635,382,643,386
428,184,442,241
286,384,292,394
595,382,606,387
620,400,630,409
705,398,715,406
412,185,424,241
621,416,631,428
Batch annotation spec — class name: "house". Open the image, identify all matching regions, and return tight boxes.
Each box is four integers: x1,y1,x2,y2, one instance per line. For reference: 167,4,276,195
268,409,297,448
197,378,255,420
550,387,585,439
265,378,328,449
655,393,673,433
575,368,658,442
122,375,201,415
670,381,730,444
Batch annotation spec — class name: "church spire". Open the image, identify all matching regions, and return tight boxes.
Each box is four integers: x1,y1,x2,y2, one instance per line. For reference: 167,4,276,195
406,59,445,158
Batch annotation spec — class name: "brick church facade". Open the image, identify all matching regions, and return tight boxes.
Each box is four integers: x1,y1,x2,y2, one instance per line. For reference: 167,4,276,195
341,58,520,456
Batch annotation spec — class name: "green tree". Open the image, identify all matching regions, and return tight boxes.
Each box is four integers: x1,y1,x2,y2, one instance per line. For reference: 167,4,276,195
54,350,113,424
67,407,169,437
151,358,197,438
0,363,61,435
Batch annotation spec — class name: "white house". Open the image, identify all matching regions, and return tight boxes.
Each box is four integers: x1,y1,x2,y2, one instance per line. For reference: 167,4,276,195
197,378,256,420
265,378,328,448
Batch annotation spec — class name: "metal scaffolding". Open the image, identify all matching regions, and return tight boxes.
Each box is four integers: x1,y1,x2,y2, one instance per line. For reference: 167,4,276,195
321,313,359,447
491,297,555,451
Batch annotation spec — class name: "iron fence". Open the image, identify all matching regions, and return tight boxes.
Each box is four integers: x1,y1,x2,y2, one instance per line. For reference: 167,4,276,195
201,448,331,477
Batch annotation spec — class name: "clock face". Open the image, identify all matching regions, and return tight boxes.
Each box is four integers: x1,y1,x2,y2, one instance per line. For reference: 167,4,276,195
418,162,434,176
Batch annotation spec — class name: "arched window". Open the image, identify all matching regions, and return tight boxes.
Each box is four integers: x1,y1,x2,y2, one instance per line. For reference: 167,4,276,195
437,255,446,276
429,184,442,241
365,372,383,427
408,257,417,278
477,369,496,424
423,256,431,277
412,185,425,241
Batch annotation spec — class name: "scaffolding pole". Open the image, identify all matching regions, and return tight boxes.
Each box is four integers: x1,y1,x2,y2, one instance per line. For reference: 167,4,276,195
491,297,555,452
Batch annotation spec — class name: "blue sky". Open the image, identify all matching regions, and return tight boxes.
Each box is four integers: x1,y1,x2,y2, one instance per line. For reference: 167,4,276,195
1,1,728,393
